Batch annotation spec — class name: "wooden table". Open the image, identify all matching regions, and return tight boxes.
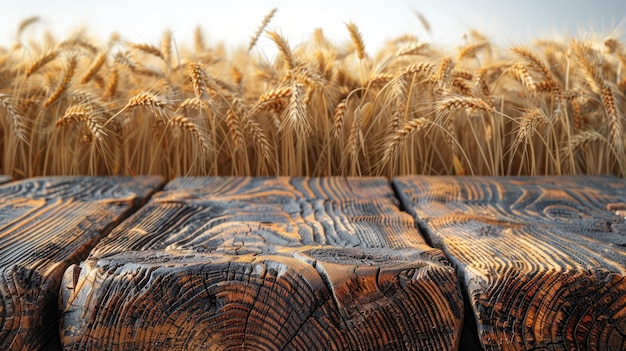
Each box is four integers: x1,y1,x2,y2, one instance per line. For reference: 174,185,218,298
0,175,623,350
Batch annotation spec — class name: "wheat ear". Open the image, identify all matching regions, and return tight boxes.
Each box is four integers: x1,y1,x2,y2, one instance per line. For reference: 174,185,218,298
458,41,489,61
396,41,429,56
401,62,434,76
123,87,173,122
513,107,548,147
25,49,59,77
129,42,166,62
249,8,277,52
331,99,348,140
567,130,605,151
267,31,295,71
381,118,429,165
282,83,310,136
80,52,107,84
345,22,366,60
57,103,106,141
17,16,40,40
244,117,276,174
512,47,553,80
43,55,77,108
414,11,431,33
473,68,491,97
511,62,538,93
602,86,624,157
161,30,173,65
194,26,205,53
189,63,210,100
102,67,118,100
225,97,247,150
437,96,494,113
0,94,28,143
252,86,292,114
169,115,211,153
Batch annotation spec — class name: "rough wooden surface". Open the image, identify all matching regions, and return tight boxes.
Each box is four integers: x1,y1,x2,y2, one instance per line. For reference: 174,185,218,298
393,176,626,351
0,176,164,351
60,177,464,350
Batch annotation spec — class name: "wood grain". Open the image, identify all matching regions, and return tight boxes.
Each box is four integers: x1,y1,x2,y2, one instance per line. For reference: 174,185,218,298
393,175,626,351
60,177,464,350
0,176,164,351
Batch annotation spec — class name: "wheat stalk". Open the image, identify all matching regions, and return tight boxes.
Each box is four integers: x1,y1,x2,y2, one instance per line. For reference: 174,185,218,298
17,16,40,40
437,96,494,113
102,67,118,100
59,37,99,55
512,47,552,80
25,49,59,77
225,97,247,150
432,57,454,93
0,94,28,143
254,86,292,114
249,8,277,52
244,118,276,175
57,103,106,142
267,31,295,71
123,86,173,122
458,41,489,61
451,78,472,95
380,117,429,166
282,82,310,136
602,86,624,157
194,26,205,53
511,62,538,93
80,52,107,84
331,99,348,140
189,63,210,100
178,97,208,112
346,22,366,60
161,30,173,65
472,68,491,97
414,12,431,33
396,41,429,56
366,73,394,88
567,130,605,150
129,42,166,62
346,103,365,169
513,107,548,148
43,55,77,108
401,62,434,76
169,115,211,153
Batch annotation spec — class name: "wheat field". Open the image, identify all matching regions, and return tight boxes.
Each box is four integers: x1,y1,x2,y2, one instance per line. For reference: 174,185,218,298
0,12,625,179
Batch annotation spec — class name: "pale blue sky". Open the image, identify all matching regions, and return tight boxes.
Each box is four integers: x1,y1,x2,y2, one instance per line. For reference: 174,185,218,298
1,1,625,53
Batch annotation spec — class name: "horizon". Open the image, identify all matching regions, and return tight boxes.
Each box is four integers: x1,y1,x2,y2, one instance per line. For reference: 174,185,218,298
2,0,624,55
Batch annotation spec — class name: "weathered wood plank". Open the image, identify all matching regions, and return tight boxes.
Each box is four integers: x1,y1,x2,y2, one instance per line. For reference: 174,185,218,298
0,176,164,351
393,175,626,351
60,177,464,350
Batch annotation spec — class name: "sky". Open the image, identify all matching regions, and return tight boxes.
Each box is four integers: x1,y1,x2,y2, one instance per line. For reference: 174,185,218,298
1,0,625,54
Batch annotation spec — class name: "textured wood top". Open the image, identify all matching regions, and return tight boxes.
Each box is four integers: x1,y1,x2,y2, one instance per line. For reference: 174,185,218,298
393,175,626,351
0,176,164,351
90,177,430,255
60,177,464,350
